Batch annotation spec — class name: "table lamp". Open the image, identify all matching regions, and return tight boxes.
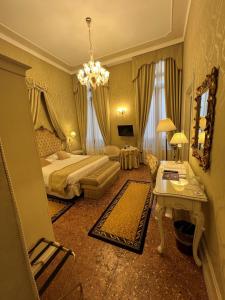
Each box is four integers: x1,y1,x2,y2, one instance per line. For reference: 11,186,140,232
156,118,176,160
170,132,188,163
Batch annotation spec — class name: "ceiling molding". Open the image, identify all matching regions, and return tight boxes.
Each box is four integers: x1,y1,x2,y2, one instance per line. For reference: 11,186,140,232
0,23,74,74
0,0,188,75
72,37,184,73
104,38,184,67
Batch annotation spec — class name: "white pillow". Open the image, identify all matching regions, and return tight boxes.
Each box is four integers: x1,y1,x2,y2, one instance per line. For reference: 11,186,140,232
45,153,58,162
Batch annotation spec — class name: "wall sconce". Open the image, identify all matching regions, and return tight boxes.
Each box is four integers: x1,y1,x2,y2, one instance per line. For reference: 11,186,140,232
67,131,76,144
70,131,76,138
117,107,126,115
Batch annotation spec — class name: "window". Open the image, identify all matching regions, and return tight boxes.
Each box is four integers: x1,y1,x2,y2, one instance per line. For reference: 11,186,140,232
86,88,104,154
143,60,166,161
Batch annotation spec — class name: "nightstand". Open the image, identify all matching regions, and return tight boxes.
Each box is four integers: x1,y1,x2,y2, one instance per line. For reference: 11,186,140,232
120,146,140,170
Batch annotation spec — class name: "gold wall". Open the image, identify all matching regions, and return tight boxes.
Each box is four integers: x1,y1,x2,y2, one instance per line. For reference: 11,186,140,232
183,0,225,295
0,38,81,150
108,61,137,147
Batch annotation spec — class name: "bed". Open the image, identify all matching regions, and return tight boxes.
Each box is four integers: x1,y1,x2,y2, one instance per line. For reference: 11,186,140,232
35,127,109,199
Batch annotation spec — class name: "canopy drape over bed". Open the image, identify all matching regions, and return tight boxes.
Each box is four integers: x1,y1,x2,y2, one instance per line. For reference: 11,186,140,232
26,78,66,141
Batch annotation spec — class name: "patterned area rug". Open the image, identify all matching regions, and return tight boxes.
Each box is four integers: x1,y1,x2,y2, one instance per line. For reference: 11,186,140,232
88,180,153,254
48,197,75,223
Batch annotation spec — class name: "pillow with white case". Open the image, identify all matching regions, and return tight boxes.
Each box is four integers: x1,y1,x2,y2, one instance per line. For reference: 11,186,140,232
45,153,58,162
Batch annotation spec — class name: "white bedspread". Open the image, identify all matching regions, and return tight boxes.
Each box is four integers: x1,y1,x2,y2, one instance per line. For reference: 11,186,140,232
42,154,109,197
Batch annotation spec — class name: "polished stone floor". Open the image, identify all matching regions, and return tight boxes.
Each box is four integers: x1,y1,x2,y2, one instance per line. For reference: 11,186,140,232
40,165,208,300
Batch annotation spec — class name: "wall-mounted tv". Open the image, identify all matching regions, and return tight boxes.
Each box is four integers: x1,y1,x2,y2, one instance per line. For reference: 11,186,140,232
118,125,134,136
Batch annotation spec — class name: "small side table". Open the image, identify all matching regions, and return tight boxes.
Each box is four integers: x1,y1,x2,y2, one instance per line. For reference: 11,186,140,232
120,146,140,170
71,149,84,155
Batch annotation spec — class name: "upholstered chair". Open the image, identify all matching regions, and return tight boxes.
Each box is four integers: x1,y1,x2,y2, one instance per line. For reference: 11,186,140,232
103,145,121,161
146,154,159,180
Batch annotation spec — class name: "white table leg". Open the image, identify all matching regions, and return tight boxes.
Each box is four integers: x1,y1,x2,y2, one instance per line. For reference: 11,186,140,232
155,203,166,254
193,210,204,267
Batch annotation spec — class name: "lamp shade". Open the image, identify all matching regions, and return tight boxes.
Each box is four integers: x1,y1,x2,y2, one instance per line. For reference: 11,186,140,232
170,132,188,145
156,118,176,132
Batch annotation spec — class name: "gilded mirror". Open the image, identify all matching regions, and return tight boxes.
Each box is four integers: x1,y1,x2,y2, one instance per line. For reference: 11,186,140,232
192,67,218,171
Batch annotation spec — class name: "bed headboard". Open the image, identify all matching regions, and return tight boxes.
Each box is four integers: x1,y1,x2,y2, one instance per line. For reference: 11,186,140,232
35,127,63,157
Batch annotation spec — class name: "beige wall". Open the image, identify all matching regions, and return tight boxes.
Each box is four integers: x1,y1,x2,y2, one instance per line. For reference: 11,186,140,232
0,55,54,250
0,138,39,300
108,61,137,148
183,0,225,296
0,38,81,150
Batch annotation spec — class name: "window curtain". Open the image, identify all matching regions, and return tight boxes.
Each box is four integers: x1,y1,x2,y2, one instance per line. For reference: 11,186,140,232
132,43,183,81
74,83,88,152
143,60,166,162
134,63,155,151
26,78,66,141
86,88,105,154
165,58,183,132
92,86,110,145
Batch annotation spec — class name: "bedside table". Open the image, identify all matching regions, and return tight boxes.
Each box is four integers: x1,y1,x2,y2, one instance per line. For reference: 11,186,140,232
120,146,140,170
71,149,84,155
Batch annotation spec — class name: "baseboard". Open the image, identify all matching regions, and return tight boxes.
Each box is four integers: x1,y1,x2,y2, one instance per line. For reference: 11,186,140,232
200,237,223,300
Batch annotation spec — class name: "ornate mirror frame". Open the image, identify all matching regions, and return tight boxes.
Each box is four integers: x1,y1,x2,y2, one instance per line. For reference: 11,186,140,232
192,67,219,171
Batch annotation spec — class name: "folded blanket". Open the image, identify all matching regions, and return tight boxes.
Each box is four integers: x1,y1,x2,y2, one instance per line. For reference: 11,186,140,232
49,155,103,196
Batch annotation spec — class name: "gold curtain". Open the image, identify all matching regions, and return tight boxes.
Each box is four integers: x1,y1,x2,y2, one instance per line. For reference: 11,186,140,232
134,63,155,150
74,83,87,152
165,58,183,131
92,86,110,145
132,43,183,81
28,87,41,125
43,92,66,141
26,78,66,141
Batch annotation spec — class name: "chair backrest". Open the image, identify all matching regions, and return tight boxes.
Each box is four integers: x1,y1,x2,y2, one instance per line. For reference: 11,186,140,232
104,145,121,156
146,154,159,177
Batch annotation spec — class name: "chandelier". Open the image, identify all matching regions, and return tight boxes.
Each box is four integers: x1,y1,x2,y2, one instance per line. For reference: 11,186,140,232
77,17,109,89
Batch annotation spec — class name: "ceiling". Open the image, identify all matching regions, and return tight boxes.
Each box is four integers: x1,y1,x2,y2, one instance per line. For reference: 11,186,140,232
0,0,190,73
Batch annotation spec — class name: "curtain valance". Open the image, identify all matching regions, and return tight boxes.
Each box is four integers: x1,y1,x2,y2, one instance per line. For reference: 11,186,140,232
26,78,66,141
132,43,183,81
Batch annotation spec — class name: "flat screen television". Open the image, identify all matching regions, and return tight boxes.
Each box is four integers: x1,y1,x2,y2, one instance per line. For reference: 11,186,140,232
118,125,134,136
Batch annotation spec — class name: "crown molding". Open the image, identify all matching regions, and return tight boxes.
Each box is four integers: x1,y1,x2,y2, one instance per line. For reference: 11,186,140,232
0,23,74,74
72,0,176,72
72,37,184,73
0,0,186,76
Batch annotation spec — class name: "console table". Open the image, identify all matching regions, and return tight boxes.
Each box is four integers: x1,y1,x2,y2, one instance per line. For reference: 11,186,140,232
153,161,207,267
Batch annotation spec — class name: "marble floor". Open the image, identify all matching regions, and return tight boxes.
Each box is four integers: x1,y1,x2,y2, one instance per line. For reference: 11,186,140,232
39,165,208,300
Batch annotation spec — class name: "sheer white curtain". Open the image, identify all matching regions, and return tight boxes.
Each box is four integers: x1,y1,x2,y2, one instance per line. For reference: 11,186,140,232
143,60,166,162
86,87,105,154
